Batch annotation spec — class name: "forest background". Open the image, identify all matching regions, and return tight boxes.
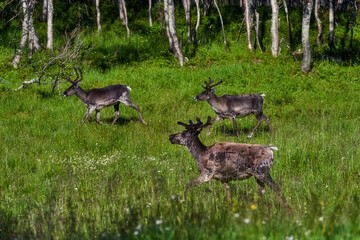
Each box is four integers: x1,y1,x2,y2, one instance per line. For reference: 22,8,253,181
1,0,360,239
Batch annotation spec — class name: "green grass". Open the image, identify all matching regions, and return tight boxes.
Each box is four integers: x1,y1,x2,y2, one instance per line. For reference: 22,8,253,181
1,4,360,238
1,52,360,239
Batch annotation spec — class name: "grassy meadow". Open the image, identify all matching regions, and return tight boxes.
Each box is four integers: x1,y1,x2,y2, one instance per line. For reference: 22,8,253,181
1,5,360,239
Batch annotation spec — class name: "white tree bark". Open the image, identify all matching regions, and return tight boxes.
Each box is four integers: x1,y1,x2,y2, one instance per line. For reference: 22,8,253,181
117,0,130,37
118,0,125,23
96,0,101,31
213,0,228,53
13,0,41,67
182,0,191,43
41,0,47,21
47,0,53,49
12,0,30,67
244,0,254,50
164,0,184,66
329,0,335,48
314,0,323,45
282,0,292,47
255,9,262,51
193,0,200,43
28,0,41,53
163,0,173,49
301,0,314,74
270,0,279,56
149,0,153,27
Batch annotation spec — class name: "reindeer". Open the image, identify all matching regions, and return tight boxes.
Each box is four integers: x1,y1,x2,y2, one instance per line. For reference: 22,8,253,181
169,117,290,211
63,67,147,126
194,78,272,138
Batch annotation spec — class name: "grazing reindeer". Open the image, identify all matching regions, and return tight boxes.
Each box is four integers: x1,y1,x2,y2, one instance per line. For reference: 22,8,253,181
194,78,272,138
63,67,146,126
169,117,290,211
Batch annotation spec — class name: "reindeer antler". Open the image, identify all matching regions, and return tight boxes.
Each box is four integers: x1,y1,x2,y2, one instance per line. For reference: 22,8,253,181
178,116,212,131
66,67,80,83
202,77,223,90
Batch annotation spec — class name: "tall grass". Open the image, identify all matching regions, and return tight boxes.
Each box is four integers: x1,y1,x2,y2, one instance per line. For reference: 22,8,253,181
1,51,360,238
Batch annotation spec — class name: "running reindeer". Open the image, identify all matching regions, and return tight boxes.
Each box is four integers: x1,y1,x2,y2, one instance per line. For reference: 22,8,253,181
194,78,272,138
169,117,290,211
63,67,146,125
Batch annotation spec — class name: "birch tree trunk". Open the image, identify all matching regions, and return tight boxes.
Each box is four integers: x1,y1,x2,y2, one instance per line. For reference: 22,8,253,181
314,0,322,45
301,0,314,74
118,0,130,37
96,0,101,31
182,0,191,43
282,0,292,47
193,0,201,43
41,0,47,21
163,0,173,49
164,0,184,66
329,0,335,48
12,0,30,67
149,0,153,27
118,0,125,23
270,0,279,56
13,0,41,66
255,10,262,51
213,0,228,53
47,0,53,49
28,0,41,54
244,0,254,50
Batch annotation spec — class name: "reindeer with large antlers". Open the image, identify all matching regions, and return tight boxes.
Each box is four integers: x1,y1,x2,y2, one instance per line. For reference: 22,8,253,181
194,78,272,138
169,117,290,211
63,67,146,125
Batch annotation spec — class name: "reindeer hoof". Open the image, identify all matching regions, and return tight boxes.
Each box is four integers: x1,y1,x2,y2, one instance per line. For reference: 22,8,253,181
247,134,253,138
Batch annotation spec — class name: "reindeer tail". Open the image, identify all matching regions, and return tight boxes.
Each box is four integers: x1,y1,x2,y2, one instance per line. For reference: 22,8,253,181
269,145,278,151
127,86,132,91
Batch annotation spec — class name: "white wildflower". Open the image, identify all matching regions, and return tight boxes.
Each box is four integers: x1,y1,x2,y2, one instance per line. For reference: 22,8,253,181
156,220,163,225
244,218,250,224
285,236,294,240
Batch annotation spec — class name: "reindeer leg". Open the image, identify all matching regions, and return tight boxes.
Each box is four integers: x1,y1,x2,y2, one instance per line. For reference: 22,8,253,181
95,110,102,124
256,178,266,197
248,114,263,138
254,173,291,213
121,99,147,125
183,171,213,202
207,115,222,136
231,117,239,137
111,103,120,126
82,106,95,125
222,182,231,202
262,113,272,133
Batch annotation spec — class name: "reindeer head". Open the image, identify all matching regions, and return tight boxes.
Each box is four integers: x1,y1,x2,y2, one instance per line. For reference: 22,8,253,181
169,116,212,146
63,67,83,97
194,77,223,101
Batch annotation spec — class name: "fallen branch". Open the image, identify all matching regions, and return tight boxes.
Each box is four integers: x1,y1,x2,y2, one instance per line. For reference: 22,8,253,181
280,38,297,61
